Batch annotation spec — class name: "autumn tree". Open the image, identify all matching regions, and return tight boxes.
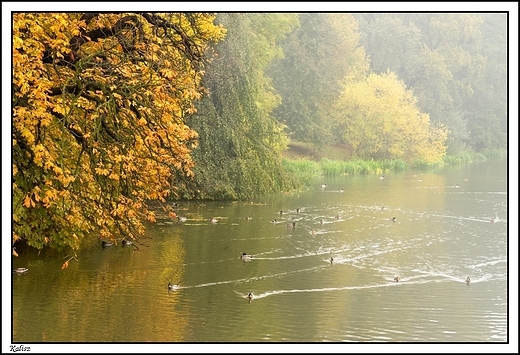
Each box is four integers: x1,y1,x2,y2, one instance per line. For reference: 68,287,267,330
12,13,225,257
333,71,448,164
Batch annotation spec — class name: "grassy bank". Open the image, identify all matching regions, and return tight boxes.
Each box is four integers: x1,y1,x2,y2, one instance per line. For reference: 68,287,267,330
281,141,506,185
282,157,408,181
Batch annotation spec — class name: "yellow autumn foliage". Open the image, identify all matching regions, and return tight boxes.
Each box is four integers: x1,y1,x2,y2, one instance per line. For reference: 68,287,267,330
12,13,225,252
334,71,448,163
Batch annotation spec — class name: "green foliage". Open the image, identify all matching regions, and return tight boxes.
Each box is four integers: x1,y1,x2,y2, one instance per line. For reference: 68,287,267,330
282,159,322,186
480,148,507,160
380,159,408,171
283,157,411,182
184,13,299,200
320,159,348,176
355,13,507,154
268,13,368,147
464,14,507,152
443,152,487,165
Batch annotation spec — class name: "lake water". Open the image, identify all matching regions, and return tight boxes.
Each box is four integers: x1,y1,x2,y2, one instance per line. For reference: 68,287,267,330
9,160,513,350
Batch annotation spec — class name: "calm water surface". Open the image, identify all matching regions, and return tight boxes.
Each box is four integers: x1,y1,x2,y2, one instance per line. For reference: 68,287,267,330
11,160,509,343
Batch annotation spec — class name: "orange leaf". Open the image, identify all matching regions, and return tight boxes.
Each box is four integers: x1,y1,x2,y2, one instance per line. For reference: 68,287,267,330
23,195,32,208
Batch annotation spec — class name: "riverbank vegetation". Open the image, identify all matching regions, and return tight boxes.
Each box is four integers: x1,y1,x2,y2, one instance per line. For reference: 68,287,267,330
12,12,508,257
282,140,506,185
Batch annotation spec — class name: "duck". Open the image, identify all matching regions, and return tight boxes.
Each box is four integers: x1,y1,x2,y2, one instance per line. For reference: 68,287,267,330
334,214,340,220
394,276,401,282
271,219,278,224
245,217,252,221
177,216,187,222
240,253,252,261
210,218,218,223
279,210,284,216
339,189,344,193
247,292,253,301
13,268,28,274
101,240,113,247
168,282,179,291
122,239,133,246
321,184,327,189
296,208,301,213
286,222,296,228
465,276,471,285
319,219,324,224
330,257,334,265
379,175,385,180
391,217,396,222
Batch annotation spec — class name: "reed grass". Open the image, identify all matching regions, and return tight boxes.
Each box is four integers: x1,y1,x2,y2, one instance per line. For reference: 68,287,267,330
443,152,487,165
283,151,501,188
282,159,322,185
284,158,413,179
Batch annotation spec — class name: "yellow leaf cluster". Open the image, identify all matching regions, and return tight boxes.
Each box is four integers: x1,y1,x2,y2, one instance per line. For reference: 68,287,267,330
13,12,225,253
335,71,448,163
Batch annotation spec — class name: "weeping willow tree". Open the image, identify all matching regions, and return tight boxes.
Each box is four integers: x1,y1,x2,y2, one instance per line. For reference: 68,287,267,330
183,13,299,200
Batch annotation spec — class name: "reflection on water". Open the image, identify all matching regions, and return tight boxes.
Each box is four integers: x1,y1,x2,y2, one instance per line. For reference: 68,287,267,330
12,160,509,343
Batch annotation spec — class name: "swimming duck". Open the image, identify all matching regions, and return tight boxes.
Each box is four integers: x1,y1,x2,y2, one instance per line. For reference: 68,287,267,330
319,219,324,224
177,216,187,222
245,217,252,221
339,189,344,193
122,239,133,246
247,292,253,301
240,253,252,261
391,217,396,222
101,240,113,247
296,208,301,213
210,218,218,223
335,214,340,220
330,257,334,265
321,184,327,189
379,176,385,180
394,276,401,282
286,222,296,228
465,276,471,285
271,219,278,224
279,210,284,216
13,268,28,274
168,282,179,291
